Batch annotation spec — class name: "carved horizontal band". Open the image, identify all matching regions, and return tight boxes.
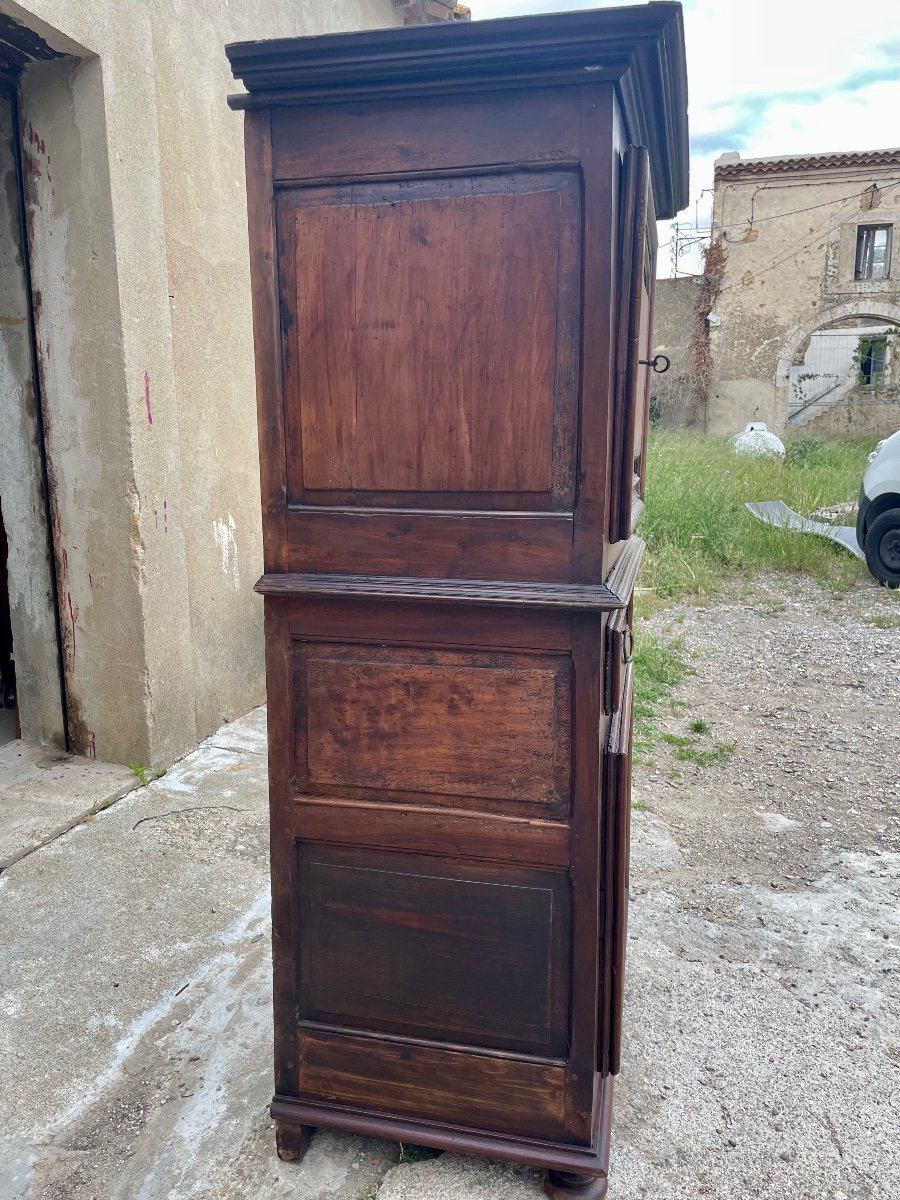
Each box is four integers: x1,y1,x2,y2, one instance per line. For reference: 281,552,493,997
255,537,644,611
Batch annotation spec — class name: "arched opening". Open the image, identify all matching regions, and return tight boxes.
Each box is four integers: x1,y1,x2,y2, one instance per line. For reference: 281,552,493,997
776,307,900,434
788,315,899,423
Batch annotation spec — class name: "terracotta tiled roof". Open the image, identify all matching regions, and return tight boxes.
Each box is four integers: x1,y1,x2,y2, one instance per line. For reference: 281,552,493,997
715,148,900,180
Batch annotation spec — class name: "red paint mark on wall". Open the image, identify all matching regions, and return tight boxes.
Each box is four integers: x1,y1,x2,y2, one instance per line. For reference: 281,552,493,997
87,732,96,760
66,592,79,659
144,371,153,425
27,123,46,156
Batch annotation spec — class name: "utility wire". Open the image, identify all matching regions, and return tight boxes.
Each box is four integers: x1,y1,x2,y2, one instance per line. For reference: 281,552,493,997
667,177,900,276
718,178,900,239
714,178,900,295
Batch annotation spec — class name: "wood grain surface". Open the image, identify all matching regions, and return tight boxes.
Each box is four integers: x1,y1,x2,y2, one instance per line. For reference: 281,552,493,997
297,1027,569,1140
297,845,570,1055
295,643,571,816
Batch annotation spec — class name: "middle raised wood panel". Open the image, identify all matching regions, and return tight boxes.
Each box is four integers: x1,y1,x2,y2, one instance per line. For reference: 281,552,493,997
279,172,580,510
293,642,571,818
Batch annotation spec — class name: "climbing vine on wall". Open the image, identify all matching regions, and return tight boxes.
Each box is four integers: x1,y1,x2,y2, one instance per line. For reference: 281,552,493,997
688,237,727,417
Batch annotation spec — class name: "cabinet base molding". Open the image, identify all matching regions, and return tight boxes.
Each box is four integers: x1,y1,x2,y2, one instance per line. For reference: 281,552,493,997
270,1074,613,1179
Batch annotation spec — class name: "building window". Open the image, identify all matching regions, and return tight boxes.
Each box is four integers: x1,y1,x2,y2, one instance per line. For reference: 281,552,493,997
857,334,887,386
855,224,892,280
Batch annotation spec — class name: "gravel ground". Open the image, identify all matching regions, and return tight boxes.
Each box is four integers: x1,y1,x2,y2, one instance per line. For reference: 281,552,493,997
3,574,898,1200
617,573,900,1200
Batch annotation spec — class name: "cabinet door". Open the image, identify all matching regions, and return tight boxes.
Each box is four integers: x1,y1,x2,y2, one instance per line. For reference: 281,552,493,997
611,146,656,543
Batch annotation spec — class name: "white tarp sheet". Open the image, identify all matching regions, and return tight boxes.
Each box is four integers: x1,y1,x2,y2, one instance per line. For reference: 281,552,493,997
745,500,864,560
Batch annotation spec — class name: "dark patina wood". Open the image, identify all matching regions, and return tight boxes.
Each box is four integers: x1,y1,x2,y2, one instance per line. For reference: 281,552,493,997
228,7,687,1196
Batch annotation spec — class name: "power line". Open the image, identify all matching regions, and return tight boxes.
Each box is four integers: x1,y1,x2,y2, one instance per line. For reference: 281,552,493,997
667,177,900,277
718,178,900,239
715,178,900,294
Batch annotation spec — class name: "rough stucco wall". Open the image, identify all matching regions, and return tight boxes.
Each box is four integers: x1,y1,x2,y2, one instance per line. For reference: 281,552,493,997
1,0,400,766
0,91,64,746
650,275,703,427
19,51,197,767
707,160,900,436
149,0,400,741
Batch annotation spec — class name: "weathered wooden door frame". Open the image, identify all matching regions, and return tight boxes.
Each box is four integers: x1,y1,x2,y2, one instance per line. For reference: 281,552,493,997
0,77,69,749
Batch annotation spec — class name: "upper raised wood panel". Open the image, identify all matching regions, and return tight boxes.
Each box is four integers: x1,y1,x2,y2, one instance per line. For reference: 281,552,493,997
279,172,579,510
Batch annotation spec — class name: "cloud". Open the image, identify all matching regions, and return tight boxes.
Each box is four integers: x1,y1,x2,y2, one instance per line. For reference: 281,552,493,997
471,0,900,276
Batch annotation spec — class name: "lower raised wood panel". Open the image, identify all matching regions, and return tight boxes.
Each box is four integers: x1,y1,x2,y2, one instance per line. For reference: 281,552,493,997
297,844,570,1056
297,1028,570,1142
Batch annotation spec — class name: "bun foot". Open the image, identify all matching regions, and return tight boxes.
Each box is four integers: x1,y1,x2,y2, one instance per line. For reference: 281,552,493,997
544,1170,608,1199
275,1121,315,1163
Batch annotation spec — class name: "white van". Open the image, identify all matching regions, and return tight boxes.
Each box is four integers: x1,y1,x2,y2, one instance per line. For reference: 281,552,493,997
857,430,900,587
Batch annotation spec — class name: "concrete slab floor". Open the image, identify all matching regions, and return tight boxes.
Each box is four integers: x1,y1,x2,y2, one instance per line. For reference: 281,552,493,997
0,579,898,1200
0,740,137,869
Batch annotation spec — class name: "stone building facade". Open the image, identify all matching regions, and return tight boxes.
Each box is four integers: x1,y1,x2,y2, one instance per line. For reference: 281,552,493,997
0,1,466,767
701,148,900,435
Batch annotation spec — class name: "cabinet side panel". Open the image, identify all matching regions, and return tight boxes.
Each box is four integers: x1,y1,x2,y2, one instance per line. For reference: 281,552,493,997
280,172,580,513
294,643,571,817
295,187,558,495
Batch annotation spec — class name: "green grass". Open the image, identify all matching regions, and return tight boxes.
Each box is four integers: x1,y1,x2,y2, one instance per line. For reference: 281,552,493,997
128,763,166,786
662,731,736,767
631,432,886,780
866,611,900,629
633,633,694,761
638,431,874,614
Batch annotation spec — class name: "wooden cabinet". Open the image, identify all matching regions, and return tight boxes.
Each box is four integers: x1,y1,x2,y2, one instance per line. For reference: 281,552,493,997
228,7,687,1196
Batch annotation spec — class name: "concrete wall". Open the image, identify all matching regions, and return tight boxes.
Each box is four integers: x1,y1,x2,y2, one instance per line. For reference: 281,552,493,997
650,274,704,427
705,153,900,436
1,0,401,765
0,90,65,747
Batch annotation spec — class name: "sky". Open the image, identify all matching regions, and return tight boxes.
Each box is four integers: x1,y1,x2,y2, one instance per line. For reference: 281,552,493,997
471,0,900,275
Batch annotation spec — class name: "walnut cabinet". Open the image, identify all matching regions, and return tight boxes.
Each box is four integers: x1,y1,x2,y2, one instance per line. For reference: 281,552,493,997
227,8,688,1196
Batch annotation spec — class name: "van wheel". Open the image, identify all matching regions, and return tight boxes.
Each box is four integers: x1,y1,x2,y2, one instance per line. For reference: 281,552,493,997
864,508,900,588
